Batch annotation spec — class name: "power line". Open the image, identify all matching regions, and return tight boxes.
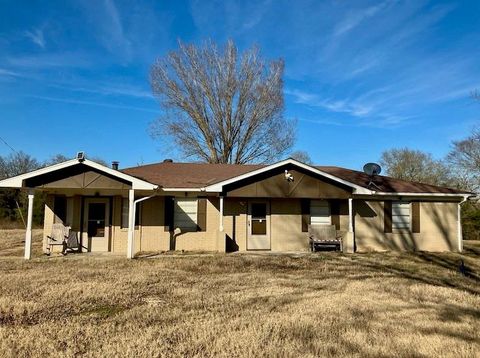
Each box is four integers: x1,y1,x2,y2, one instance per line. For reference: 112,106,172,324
0,136,18,154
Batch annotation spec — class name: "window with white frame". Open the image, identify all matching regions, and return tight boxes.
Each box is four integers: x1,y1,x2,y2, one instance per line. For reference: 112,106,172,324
392,201,410,230
121,198,140,229
310,200,331,225
174,198,198,231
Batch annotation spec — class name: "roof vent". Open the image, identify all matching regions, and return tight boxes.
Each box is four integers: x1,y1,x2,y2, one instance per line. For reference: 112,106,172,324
163,159,173,163
111,161,119,170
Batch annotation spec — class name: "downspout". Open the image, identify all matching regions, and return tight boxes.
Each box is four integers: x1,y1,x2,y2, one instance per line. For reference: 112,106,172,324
457,194,471,253
130,193,157,258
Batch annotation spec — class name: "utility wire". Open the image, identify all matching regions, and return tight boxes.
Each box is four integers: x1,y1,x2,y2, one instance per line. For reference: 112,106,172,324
0,136,18,154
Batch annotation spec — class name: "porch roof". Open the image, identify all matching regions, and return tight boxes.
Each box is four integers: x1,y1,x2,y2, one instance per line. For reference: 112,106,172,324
0,158,158,191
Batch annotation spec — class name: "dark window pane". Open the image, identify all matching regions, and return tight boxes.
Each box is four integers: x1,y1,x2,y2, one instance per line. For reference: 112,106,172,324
251,203,266,219
252,220,267,235
88,221,105,237
88,203,106,237
135,204,141,226
54,196,67,224
89,203,105,220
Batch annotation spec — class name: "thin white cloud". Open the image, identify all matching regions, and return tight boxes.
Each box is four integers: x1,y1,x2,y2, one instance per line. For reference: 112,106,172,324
5,52,91,69
49,82,153,99
241,0,271,30
26,95,159,113
0,68,21,77
286,88,373,118
103,0,130,51
24,28,46,48
333,0,393,37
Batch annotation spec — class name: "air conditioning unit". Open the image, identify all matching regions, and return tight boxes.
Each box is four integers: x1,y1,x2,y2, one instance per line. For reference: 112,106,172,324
76,151,85,162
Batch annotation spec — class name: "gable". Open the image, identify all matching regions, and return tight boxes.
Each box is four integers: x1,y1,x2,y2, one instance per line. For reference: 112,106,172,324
33,170,131,190
0,159,157,191
224,167,352,198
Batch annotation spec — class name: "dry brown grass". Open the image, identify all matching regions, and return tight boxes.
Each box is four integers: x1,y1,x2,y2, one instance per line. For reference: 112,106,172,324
0,231,479,357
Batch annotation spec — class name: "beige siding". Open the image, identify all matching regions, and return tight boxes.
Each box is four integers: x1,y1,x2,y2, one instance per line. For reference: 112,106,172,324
42,195,55,253
354,200,459,252
174,197,221,251
111,195,130,253
42,193,461,254
223,198,247,251
418,202,458,251
136,197,168,252
227,170,351,198
39,171,130,190
223,198,349,252
43,195,83,253
113,196,225,254
270,199,308,251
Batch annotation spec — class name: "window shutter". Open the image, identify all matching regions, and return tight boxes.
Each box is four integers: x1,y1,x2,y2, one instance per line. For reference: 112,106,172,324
301,199,310,232
329,200,340,230
384,200,392,233
197,198,207,232
411,202,420,233
164,196,174,232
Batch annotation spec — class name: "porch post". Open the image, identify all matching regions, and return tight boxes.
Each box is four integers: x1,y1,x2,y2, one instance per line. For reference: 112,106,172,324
347,197,355,253
348,198,354,232
457,202,463,252
24,189,35,260
219,195,224,231
127,189,135,259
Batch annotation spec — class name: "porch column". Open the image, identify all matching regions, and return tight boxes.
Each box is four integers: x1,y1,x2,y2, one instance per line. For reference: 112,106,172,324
348,198,354,232
346,197,355,253
457,202,463,252
127,189,135,259
219,196,224,231
24,189,34,260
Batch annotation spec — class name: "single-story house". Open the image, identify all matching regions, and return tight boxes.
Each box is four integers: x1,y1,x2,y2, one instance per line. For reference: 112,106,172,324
0,156,474,259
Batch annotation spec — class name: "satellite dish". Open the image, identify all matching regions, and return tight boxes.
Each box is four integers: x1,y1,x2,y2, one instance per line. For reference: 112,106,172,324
363,163,382,191
363,162,382,176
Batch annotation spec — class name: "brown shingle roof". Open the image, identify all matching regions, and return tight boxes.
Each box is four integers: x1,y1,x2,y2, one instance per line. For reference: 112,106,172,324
123,162,264,188
122,161,469,194
315,166,466,194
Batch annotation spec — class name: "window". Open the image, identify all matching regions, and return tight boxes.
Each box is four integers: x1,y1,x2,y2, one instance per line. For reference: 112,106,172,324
174,198,198,231
310,200,330,225
121,198,140,229
54,196,67,224
251,203,267,235
392,201,410,230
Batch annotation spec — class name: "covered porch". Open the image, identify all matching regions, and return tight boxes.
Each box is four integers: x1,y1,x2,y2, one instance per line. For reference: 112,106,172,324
0,157,158,259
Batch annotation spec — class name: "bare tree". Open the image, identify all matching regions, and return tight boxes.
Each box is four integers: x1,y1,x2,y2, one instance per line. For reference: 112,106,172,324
46,153,108,167
150,40,295,164
0,151,40,179
447,128,480,192
379,148,452,187
290,150,312,164
0,152,42,227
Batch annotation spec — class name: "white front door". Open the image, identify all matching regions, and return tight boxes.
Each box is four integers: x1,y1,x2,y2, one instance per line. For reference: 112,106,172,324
247,201,270,250
83,198,110,252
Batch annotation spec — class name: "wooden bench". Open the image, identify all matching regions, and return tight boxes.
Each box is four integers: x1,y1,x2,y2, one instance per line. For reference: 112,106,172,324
308,224,343,252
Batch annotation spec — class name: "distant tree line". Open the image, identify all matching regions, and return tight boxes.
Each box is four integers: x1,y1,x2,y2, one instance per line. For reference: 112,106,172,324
378,127,480,240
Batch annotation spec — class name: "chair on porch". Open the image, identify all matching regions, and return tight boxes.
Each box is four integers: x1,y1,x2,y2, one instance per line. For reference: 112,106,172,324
46,224,79,255
308,224,343,252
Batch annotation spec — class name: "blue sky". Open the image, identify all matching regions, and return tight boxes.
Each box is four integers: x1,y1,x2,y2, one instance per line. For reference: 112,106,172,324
0,0,479,170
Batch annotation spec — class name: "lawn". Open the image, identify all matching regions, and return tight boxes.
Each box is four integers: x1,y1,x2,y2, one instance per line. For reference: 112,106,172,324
0,230,479,357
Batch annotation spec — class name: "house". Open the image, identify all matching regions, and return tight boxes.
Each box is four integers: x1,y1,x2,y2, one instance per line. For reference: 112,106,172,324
0,156,473,259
